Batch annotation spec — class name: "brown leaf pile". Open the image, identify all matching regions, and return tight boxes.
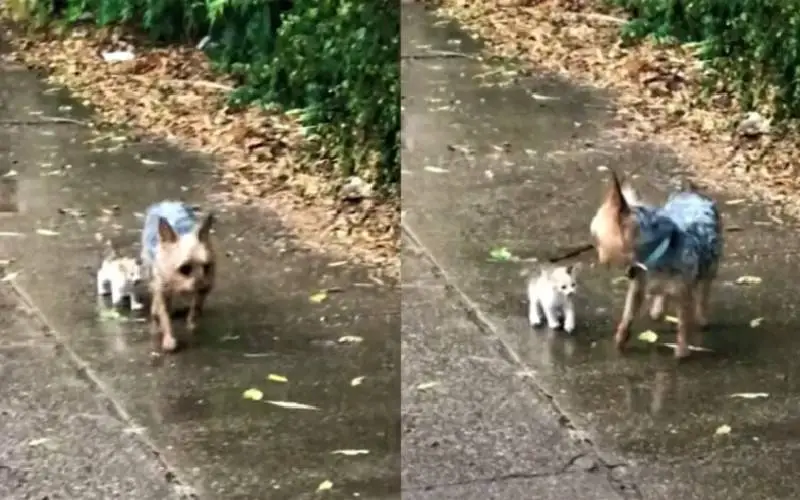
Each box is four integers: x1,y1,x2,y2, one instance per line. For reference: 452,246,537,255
2,22,399,278
436,0,800,223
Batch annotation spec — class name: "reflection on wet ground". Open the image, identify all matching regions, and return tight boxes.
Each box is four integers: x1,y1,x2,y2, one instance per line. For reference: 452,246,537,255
0,56,400,498
403,4,800,498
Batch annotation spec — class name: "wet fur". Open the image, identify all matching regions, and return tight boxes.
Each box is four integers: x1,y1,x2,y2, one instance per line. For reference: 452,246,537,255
141,201,215,353
589,170,723,359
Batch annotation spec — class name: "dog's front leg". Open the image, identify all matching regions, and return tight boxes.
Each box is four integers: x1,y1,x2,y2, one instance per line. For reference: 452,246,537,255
187,290,208,333
675,283,695,359
151,290,176,352
615,274,645,350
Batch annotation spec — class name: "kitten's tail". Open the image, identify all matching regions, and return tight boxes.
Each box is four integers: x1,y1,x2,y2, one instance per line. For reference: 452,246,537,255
102,238,120,261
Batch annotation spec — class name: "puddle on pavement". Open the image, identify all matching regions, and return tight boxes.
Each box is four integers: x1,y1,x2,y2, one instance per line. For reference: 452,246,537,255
402,2,800,473
0,66,400,498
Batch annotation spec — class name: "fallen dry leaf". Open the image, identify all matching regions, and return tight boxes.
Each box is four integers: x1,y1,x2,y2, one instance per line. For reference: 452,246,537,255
749,317,764,328
331,449,370,456
316,480,333,492
637,330,658,343
715,424,732,436
416,381,440,390
267,374,288,383
729,392,768,399
309,291,328,303
265,400,319,411
338,335,363,344
350,376,365,386
242,388,263,401
735,276,763,286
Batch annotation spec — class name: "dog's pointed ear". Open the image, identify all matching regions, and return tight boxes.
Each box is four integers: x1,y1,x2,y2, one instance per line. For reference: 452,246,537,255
157,217,179,244
196,212,214,243
604,169,630,217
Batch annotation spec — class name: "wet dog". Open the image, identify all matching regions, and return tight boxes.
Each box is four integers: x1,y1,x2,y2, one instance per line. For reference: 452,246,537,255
589,170,723,358
141,201,215,352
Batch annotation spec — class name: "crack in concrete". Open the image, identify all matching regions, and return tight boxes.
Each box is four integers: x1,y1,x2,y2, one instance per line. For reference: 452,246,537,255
5,282,201,499
402,224,641,499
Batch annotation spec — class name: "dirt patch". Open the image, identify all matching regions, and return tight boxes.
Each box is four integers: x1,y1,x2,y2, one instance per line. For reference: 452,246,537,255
432,0,800,225
0,21,399,279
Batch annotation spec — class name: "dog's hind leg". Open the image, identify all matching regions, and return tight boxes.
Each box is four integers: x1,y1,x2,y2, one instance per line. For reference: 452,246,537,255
675,283,696,359
615,275,646,351
694,277,712,330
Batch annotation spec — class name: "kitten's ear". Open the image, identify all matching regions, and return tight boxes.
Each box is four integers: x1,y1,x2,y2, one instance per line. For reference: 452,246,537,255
158,217,179,244
566,262,582,277
196,212,214,243
604,169,631,217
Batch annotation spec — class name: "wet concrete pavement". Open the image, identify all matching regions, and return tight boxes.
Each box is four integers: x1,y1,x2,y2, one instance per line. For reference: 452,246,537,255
0,47,400,498
402,3,800,499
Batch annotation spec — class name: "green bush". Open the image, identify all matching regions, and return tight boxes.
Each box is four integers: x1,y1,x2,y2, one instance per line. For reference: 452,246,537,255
612,0,800,120
27,0,400,189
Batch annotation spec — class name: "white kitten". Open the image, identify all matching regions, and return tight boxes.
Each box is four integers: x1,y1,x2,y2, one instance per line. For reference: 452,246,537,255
527,264,580,333
96,240,144,310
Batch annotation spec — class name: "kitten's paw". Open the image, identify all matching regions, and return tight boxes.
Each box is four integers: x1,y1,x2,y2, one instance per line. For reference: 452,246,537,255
131,301,144,311
529,316,543,328
546,320,561,330
563,321,576,333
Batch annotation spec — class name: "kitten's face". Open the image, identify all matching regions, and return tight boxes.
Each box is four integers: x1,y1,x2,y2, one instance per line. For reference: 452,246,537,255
154,214,216,294
118,258,143,283
550,266,578,297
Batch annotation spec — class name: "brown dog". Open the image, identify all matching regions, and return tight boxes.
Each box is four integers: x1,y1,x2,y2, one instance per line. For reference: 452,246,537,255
141,201,216,352
589,171,723,358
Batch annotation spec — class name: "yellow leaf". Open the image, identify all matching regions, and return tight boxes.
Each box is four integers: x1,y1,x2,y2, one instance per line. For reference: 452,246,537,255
665,316,679,324
715,424,731,436
267,374,288,383
350,376,365,387
242,388,263,401
417,381,440,390
316,480,333,491
637,330,658,343
309,291,328,303
735,275,762,285
749,317,764,328
725,199,746,206
36,229,60,236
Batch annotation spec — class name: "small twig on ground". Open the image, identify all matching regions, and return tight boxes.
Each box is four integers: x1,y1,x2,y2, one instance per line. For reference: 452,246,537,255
569,12,627,25
0,116,90,126
163,79,234,92
402,50,481,61
129,75,234,92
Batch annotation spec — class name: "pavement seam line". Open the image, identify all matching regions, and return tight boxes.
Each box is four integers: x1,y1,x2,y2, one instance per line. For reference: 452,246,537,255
402,222,639,499
5,281,200,499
